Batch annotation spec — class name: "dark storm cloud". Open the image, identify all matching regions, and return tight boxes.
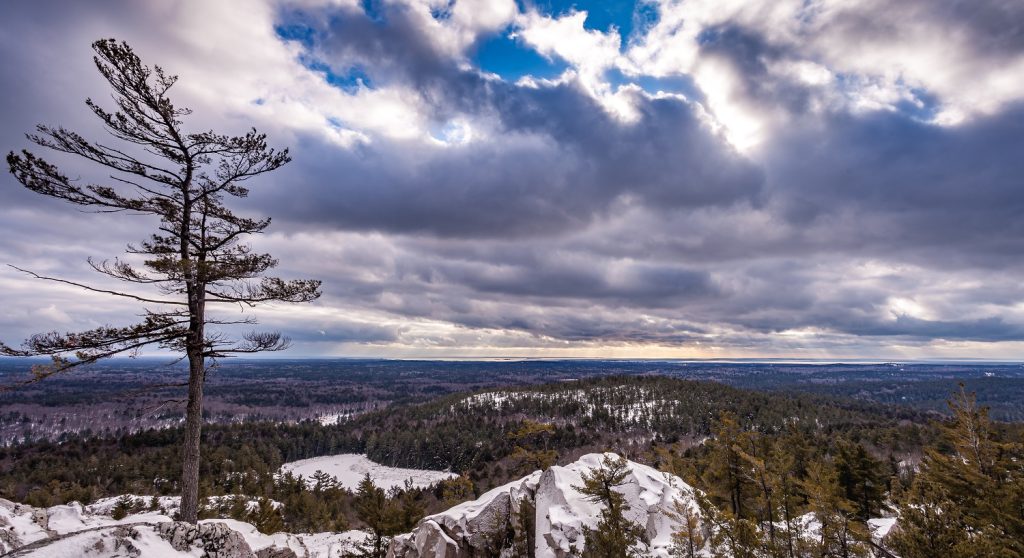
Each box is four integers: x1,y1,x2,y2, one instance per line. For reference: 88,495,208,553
765,103,1024,266
2,0,1024,355
259,2,763,238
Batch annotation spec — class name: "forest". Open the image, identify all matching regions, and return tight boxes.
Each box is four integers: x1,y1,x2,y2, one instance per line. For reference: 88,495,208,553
0,375,1020,556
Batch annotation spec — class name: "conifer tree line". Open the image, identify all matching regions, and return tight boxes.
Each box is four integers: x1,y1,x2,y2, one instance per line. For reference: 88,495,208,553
652,384,1024,558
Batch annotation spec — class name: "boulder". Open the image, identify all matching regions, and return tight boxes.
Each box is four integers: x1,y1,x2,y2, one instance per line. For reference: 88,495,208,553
156,521,255,558
387,454,697,558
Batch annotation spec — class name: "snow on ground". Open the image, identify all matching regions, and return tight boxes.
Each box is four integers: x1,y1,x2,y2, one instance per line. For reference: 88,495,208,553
212,518,366,557
391,452,697,558
0,497,366,557
83,494,282,517
869,516,898,540
15,525,190,558
536,453,692,557
280,453,458,491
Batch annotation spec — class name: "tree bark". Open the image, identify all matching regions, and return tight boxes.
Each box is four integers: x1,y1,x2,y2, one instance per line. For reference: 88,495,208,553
180,347,204,523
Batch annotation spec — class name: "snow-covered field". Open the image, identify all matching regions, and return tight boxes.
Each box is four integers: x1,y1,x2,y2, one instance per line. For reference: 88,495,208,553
280,453,458,491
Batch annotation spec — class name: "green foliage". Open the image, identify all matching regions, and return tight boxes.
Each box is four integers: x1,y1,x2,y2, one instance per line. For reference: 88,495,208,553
694,490,760,558
354,475,395,558
574,454,649,557
392,479,426,534
111,495,136,520
3,375,1020,552
701,412,757,519
800,460,870,557
832,438,888,521
668,494,704,558
512,495,537,558
889,385,1024,557
439,475,475,508
248,497,285,534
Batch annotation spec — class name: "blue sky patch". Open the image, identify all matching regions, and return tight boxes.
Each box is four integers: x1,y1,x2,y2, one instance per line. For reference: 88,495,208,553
274,22,316,48
605,68,701,99
475,30,570,81
300,54,373,92
896,88,941,122
528,0,639,39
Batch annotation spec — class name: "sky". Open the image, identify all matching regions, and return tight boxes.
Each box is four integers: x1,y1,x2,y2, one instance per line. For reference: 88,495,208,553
1,0,1023,360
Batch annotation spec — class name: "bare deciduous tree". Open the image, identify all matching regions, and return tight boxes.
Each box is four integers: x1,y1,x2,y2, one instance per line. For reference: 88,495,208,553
2,38,321,523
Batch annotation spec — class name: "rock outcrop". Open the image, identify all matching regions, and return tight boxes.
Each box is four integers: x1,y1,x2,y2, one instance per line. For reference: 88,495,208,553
0,497,364,557
388,453,699,558
156,521,256,557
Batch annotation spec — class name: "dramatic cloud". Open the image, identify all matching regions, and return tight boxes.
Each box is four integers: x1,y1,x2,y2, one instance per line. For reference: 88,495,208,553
1,0,1023,359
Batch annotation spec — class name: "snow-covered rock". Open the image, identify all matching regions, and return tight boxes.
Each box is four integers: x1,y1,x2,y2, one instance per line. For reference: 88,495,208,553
388,453,699,558
0,497,365,557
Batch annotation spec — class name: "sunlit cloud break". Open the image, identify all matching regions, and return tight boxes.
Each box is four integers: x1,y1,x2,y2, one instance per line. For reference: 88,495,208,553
1,0,1024,360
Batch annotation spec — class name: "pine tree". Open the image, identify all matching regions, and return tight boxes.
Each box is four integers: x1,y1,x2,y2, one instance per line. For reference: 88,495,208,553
512,494,537,558
2,38,321,523
801,460,870,558
248,497,285,534
111,495,136,520
833,439,887,522
888,385,1024,558
354,474,394,558
509,420,558,474
702,412,756,520
573,454,649,558
310,470,337,493
668,491,704,558
227,495,249,521
766,442,804,558
393,480,425,533
439,475,475,508
736,436,779,553
694,491,759,558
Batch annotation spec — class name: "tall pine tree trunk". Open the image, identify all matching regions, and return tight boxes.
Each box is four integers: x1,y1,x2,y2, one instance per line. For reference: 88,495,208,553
180,327,205,523
180,239,205,523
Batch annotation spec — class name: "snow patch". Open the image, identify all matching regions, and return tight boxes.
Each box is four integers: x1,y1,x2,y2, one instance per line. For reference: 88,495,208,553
280,453,458,491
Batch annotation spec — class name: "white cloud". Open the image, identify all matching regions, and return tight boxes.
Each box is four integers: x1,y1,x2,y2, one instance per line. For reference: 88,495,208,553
514,9,645,121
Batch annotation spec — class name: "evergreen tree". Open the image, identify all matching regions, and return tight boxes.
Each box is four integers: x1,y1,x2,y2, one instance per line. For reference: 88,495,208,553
668,492,704,558
888,385,1024,557
512,494,537,558
393,480,425,533
694,491,759,558
439,475,475,508
736,436,780,553
573,454,649,558
310,470,337,493
354,474,394,558
801,460,870,558
833,439,887,522
766,441,804,558
248,497,285,534
111,495,136,520
2,38,321,523
227,495,249,521
702,412,757,520
509,420,558,474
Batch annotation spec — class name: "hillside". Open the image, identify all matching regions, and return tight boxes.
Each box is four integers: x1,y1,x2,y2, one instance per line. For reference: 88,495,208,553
356,375,933,477
0,454,897,557
0,376,937,516
0,377,1018,556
